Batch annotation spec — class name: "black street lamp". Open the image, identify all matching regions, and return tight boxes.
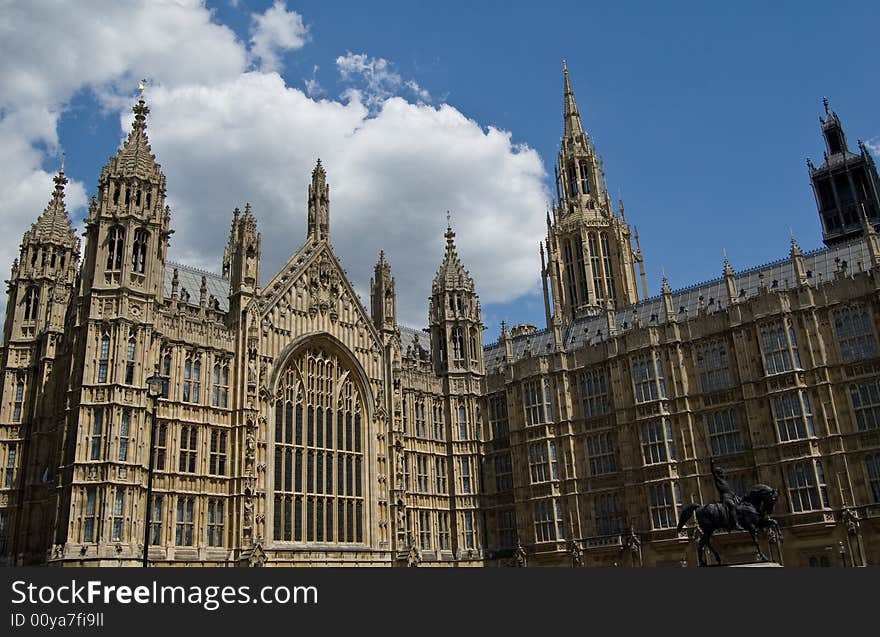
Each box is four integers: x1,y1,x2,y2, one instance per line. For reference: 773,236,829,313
143,367,164,568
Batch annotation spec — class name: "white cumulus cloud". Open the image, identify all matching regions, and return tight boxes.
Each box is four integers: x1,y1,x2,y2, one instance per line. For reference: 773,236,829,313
336,52,431,109
249,1,309,73
0,0,548,330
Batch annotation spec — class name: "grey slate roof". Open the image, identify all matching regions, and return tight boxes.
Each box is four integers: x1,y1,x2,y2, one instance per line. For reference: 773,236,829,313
163,262,230,312
484,236,872,368
400,324,431,359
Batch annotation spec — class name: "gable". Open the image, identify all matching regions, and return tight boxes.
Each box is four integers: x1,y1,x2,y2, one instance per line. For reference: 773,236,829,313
256,239,382,353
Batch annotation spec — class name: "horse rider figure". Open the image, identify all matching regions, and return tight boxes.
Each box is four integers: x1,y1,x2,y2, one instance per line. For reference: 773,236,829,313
711,458,743,531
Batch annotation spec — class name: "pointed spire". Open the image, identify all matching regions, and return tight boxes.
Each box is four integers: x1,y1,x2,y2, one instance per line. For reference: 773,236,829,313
307,158,330,241
562,60,585,139
104,90,163,180
789,228,803,257
28,166,78,249
444,210,456,254
723,250,737,302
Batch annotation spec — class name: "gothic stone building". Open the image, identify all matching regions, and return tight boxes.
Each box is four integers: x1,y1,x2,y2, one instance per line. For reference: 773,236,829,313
2,67,879,567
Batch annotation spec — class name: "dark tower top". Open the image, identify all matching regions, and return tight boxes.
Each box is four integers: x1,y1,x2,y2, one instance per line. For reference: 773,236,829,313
809,98,880,246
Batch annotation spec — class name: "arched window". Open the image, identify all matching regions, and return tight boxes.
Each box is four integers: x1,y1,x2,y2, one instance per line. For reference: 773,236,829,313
600,233,616,302
183,354,201,403
107,227,125,271
97,331,110,383
132,229,149,274
579,161,591,194
124,335,136,385
274,346,365,544
212,361,229,408
22,287,40,322
161,351,172,398
589,232,604,301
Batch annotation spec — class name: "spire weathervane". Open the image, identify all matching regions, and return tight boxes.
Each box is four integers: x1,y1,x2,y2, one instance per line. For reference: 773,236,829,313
139,78,148,97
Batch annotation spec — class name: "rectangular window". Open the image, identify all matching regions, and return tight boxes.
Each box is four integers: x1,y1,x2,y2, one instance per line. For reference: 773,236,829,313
414,400,427,438
209,429,227,476
175,496,195,546
488,393,509,438
435,457,447,494
640,419,675,465
463,510,475,550
118,409,131,462
772,390,815,442
528,441,552,483
97,333,110,384
111,488,125,542
207,498,224,547
594,492,624,535
533,499,562,542
12,379,24,423
179,424,198,473
124,337,136,385
460,456,472,494
632,354,666,403
786,460,829,512
706,409,744,456
866,454,880,504
498,510,517,548
154,422,168,471
83,487,97,542
4,444,17,488
834,305,878,363
438,512,451,550
649,482,680,529
416,455,430,493
212,362,229,408
586,431,616,475
695,340,732,392
149,494,163,545
494,454,513,492
418,510,432,550
580,368,609,418
523,378,553,426
849,381,880,431
760,320,801,375
90,408,104,461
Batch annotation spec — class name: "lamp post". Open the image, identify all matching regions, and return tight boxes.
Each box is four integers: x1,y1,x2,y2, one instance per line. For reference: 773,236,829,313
143,368,164,568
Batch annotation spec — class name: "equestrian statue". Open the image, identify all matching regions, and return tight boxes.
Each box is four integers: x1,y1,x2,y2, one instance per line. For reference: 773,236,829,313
676,458,783,566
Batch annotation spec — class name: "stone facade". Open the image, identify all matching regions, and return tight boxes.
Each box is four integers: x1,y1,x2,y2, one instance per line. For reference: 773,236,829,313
1,68,879,567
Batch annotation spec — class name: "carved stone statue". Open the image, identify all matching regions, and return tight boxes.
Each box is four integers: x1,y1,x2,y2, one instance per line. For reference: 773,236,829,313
677,461,783,566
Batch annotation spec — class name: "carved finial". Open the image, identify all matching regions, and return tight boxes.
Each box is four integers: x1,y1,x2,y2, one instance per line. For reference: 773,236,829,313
562,58,568,74
822,96,830,115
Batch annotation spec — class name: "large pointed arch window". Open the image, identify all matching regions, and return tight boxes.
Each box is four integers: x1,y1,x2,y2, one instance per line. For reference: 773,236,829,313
274,346,365,544
22,287,40,322
107,227,125,271
131,229,149,274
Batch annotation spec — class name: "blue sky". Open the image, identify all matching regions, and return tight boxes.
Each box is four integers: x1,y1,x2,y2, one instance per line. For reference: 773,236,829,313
8,1,879,342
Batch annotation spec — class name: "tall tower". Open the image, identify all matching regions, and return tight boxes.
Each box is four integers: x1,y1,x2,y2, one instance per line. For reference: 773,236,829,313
543,63,647,324
49,93,173,563
808,98,880,246
428,215,485,559
0,168,80,564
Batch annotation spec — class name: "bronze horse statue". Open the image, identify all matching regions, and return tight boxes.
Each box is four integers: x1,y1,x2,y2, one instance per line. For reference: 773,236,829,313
677,484,782,566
